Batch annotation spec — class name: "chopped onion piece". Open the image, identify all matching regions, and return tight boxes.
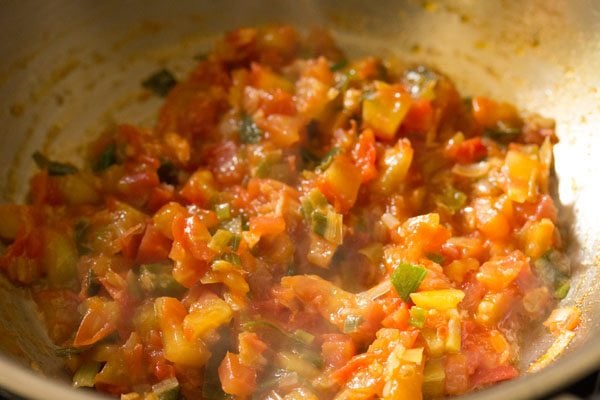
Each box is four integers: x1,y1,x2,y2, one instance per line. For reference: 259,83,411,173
452,161,490,178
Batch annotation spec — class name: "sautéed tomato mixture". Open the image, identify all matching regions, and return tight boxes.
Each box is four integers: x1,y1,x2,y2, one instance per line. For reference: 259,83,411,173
0,26,579,399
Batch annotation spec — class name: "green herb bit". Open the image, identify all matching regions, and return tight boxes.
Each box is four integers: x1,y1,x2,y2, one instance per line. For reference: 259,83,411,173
142,69,177,97
441,186,467,213
554,280,571,300
32,151,77,176
311,210,328,237
318,147,340,171
220,252,242,266
152,377,180,400
229,234,241,251
330,59,348,72
208,229,234,252
239,114,263,144
215,203,232,222
72,361,101,388
157,160,179,185
426,252,445,265
391,262,428,302
243,320,309,347
343,315,363,333
55,347,83,357
484,121,521,143
93,141,118,172
409,306,427,328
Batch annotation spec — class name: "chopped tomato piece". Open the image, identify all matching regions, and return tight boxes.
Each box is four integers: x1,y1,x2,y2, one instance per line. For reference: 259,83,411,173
218,352,257,397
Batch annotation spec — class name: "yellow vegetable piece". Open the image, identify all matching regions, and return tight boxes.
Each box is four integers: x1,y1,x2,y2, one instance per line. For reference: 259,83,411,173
422,358,446,398
421,327,445,358
503,148,539,203
183,298,233,342
154,297,209,367
445,315,462,353
519,218,555,259
475,291,513,327
363,81,412,140
376,139,414,195
410,289,465,310
43,228,79,290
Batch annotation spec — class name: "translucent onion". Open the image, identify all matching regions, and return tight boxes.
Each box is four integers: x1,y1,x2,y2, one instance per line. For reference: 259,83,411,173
451,160,490,178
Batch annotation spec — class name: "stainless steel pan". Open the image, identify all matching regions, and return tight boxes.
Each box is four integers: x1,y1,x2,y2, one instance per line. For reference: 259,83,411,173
0,1,598,399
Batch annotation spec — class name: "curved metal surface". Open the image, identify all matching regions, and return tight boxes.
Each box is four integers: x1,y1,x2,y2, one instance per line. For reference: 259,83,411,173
0,1,598,399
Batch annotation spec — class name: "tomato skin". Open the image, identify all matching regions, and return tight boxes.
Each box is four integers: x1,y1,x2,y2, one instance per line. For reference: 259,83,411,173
445,353,469,395
321,334,357,371
136,222,172,264
352,128,378,183
401,98,434,134
451,137,488,164
470,365,518,389
73,297,119,347
218,352,257,397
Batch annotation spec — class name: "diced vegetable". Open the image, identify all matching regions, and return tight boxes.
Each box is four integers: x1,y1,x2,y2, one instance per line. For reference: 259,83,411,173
446,314,462,353
214,203,231,221
239,114,263,144
208,229,234,252
92,141,118,172
152,377,180,400
73,297,119,347
519,218,555,259
311,210,343,245
423,358,446,397
410,289,465,311
219,352,257,397
409,306,427,328
276,351,320,379
503,148,539,203
391,262,428,302
42,228,79,290
554,281,570,299
475,291,514,327
403,65,438,100
476,251,528,291
154,297,209,367
180,169,218,206
32,152,78,176
138,263,185,296
72,361,101,388
318,155,361,213
362,81,412,140
343,315,363,333
421,327,445,358
306,232,337,268
376,139,414,195
182,297,233,341
142,69,177,97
